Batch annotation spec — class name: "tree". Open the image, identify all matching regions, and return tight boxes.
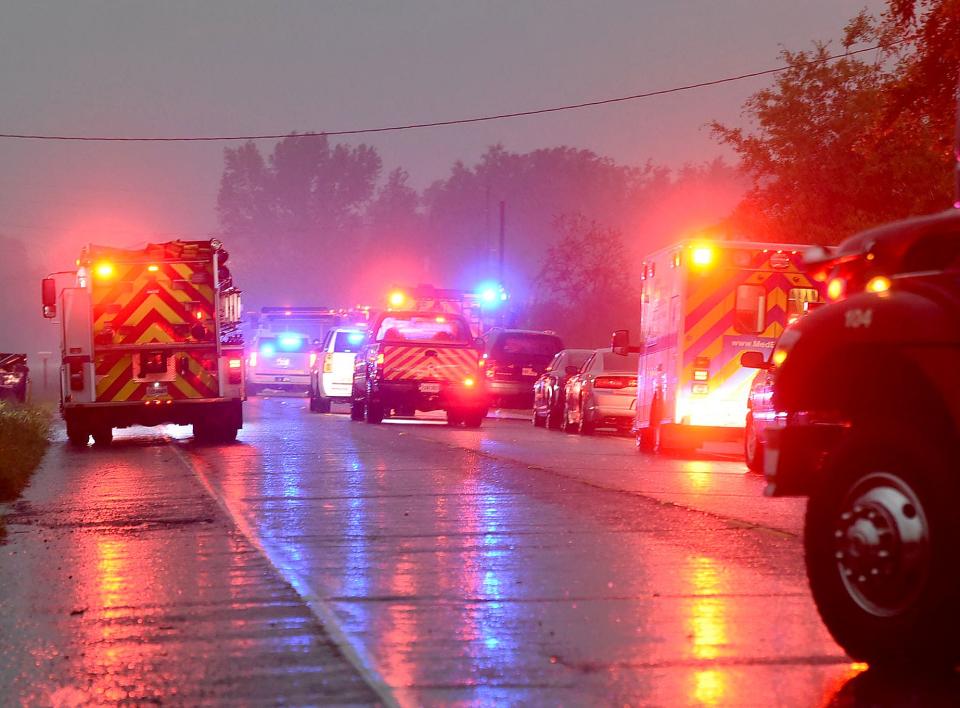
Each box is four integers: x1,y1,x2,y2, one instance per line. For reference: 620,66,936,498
712,8,957,245
527,215,640,346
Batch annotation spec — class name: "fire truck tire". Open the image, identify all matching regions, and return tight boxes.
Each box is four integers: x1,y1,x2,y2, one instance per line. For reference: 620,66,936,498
463,409,484,428
313,396,331,414
365,397,384,424
804,423,960,668
350,398,365,421
66,421,89,448
744,414,764,472
92,427,113,446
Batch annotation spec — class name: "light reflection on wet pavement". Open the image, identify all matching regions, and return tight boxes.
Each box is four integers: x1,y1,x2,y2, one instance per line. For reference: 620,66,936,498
3,396,959,705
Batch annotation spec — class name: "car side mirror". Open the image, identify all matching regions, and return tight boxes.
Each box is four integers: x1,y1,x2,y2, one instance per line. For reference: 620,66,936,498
41,278,57,319
740,351,772,370
611,329,630,356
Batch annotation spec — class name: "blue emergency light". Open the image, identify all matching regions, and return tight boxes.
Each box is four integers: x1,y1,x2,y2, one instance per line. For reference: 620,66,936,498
278,334,302,351
476,281,508,308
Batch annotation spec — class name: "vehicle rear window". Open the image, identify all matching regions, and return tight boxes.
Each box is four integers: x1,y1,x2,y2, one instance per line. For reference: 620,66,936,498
376,316,469,344
332,330,365,353
258,334,309,354
568,351,591,369
601,352,639,372
496,334,562,357
734,285,766,334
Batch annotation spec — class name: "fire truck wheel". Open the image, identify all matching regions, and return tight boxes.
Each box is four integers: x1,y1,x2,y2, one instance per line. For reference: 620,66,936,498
315,396,331,414
92,426,113,446
365,397,384,424
463,410,484,428
744,414,764,472
309,390,320,412
350,398,365,421
446,409,464,426
804,423,960,668
67,423,89,448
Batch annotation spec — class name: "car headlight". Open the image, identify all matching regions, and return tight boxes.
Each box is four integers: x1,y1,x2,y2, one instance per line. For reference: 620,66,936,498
2,372,24,386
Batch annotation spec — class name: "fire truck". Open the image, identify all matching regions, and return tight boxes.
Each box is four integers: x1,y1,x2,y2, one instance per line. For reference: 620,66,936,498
613,240,824,450
41,239,245,446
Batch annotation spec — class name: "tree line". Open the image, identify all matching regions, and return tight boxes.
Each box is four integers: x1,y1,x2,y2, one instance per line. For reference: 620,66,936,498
216,0,958,348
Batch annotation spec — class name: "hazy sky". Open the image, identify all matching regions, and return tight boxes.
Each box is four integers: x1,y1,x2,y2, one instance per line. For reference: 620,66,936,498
0,0,884,260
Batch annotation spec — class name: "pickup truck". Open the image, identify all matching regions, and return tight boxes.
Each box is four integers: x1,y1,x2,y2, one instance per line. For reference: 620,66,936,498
351,310,488,426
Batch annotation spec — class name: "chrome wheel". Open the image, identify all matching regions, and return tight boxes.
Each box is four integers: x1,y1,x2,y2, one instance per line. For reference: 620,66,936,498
833,472,930,617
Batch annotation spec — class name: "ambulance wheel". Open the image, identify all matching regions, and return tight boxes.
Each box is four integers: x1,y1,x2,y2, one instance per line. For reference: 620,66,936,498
463,409,484,428
744,414,764,472
67,422,89,448
90,425,112,446
350,397,365,421
365,397,384,424
804,422,960,667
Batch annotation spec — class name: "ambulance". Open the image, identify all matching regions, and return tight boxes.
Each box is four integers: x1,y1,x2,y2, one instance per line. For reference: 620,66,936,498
613,240,823,450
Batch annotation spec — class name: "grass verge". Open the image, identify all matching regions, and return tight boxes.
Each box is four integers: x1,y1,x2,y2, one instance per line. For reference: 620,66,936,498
0,401,51,502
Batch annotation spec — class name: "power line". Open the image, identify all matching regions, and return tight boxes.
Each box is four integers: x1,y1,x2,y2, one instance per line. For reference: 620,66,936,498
0,40,908,144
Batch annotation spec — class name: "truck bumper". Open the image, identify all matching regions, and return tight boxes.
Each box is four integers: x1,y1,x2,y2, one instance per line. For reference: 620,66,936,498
763,422,848,497
63,398,243,430
373,380,488,413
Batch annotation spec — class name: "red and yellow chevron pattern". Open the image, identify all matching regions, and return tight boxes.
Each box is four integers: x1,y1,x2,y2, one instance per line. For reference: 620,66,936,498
88,247,220,403
681,250,820,403
380,344,478,382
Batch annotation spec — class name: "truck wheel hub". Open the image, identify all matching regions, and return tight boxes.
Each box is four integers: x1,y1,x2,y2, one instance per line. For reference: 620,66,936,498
832,472,930,617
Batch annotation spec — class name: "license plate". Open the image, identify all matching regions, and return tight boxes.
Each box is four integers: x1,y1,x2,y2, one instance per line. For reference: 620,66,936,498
522,367,537,377
147,383,168,397
274,376,289,383
275,357,290,368
419,382,441,393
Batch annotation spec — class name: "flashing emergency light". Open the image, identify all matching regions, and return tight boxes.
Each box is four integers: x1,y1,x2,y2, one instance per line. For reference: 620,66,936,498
866,275,891,293
147,264,160,272
279,334,302,351
260,342,276,357
388,290,407,308
691,246,715,267
772,348,788,366
476,281,508,308
463,377,475,387
347,332,364,345
94,262,115,279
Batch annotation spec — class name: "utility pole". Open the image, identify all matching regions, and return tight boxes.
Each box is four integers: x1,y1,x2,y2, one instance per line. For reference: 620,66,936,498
498,200,506,283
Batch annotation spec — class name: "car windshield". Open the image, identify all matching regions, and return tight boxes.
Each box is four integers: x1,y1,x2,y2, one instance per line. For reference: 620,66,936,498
601,352,639,372
496,334,562,357
332,330,365,353
376,316,469,344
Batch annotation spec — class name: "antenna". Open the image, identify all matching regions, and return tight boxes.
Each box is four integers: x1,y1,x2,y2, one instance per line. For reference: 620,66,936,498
955,74,960,208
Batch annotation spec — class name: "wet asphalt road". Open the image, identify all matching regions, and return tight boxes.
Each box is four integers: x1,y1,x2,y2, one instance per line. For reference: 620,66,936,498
3,397,959,705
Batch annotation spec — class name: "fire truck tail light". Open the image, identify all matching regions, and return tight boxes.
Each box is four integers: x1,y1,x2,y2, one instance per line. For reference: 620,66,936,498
228,358,242,384
249,351,258,367
866,275,891,293
827,277,846,301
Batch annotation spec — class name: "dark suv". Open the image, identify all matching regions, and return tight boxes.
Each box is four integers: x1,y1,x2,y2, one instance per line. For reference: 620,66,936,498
482,329,563,408
763,206,960,667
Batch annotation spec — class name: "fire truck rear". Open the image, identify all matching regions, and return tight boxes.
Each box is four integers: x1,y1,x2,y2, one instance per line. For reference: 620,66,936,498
41,239,245,446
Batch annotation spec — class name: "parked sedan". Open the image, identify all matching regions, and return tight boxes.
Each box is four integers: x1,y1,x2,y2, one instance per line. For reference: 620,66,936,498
741,350,776,472
562,348,639,435
532,348,592,429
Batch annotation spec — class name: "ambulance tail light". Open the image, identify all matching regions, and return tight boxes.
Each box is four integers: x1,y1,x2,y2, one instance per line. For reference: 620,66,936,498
323,353,334,373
